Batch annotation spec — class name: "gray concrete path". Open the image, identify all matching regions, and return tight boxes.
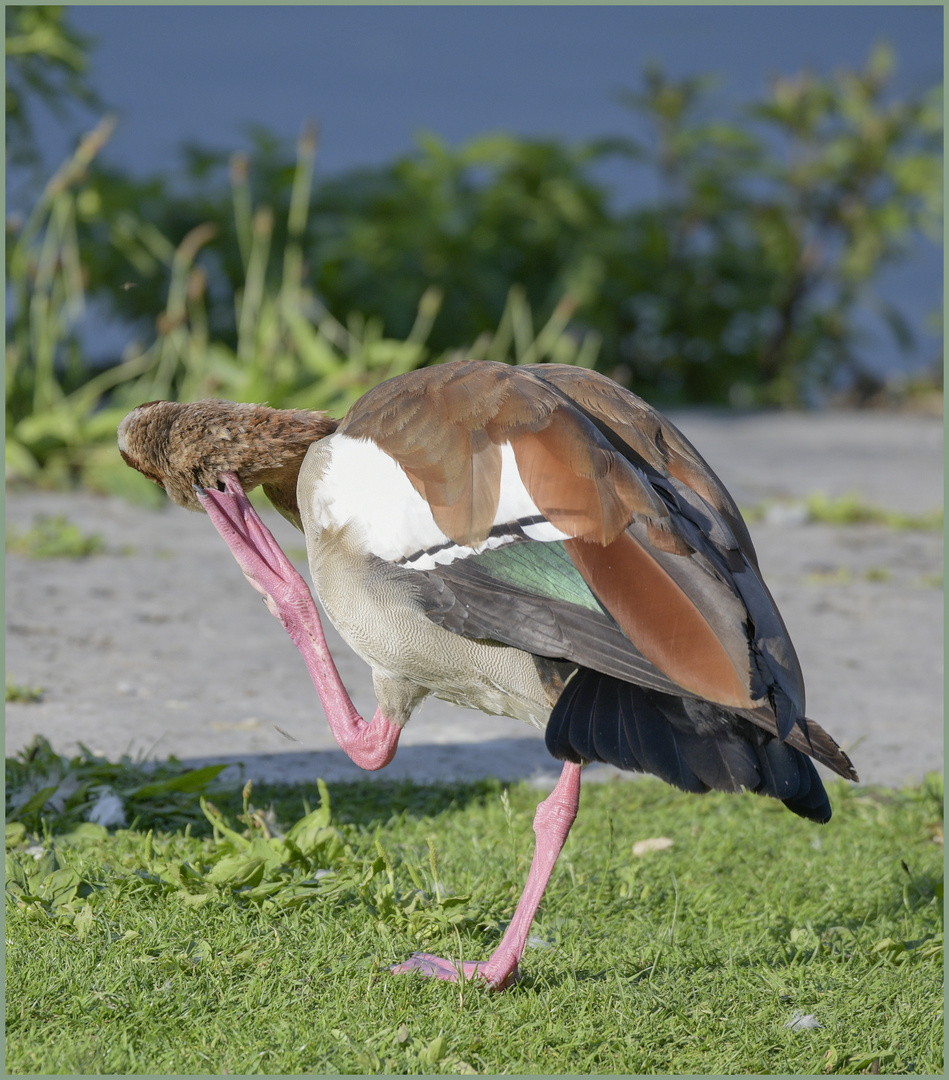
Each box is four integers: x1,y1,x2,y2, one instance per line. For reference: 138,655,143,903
5,409,943,789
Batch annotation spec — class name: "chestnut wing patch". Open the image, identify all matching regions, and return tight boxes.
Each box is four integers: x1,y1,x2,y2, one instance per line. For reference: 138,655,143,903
564,532,756,710
525,363,760,566
417,540,693,699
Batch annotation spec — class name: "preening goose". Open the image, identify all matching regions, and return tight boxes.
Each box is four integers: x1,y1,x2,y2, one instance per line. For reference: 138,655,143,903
118,358,857,991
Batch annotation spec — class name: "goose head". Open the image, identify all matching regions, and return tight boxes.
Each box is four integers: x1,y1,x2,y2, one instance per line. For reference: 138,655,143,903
118,399,337,525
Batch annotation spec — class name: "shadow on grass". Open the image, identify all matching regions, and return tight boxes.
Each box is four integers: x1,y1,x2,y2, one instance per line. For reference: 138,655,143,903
177,735,564,788
5,732,640,838
174,735,570,829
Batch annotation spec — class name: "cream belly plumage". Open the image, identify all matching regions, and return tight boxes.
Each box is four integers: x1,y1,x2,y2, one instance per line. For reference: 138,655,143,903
297,432,568,727
118,357,858,992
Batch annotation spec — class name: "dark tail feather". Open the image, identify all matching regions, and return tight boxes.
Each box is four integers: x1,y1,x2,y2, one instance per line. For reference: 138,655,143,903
549,667,708,793
740,703,858,782
546,668,832,823
780,757,831,822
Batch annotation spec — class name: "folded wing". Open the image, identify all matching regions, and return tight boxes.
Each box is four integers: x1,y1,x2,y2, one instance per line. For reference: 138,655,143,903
338,360,856,798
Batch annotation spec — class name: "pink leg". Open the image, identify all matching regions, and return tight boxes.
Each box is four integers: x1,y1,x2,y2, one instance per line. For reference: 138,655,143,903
195,472,401,771
392,760,582,990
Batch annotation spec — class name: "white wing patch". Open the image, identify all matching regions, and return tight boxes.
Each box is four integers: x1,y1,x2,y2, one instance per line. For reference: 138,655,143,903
304,434,568,570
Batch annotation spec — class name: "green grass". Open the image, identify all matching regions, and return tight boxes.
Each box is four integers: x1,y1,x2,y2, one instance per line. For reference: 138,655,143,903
5,679,45,704
804,493,943,531
5,514,104,558
5,739,943,1074
741,493,944,532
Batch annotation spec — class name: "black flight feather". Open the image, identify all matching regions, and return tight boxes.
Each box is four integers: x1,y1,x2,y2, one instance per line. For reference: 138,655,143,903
546,668,832,823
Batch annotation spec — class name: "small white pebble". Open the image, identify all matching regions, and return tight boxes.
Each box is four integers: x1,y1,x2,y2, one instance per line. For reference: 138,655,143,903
763,502,809,526
86,789,126,828
633,837,674,857
47,773,82,812
303,870,335,885
785,1011,821,1030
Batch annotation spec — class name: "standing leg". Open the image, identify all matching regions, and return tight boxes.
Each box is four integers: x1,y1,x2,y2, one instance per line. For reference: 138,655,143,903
392,760,582,990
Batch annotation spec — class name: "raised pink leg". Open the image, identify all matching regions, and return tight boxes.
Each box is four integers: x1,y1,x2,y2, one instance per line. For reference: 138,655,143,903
392,759,582,990
195,472,401,771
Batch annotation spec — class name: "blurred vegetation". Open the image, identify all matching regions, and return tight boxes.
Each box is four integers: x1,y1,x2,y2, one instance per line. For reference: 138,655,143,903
6,513,105,558
5,114,595,502
5,5,100,170
5,7,943,497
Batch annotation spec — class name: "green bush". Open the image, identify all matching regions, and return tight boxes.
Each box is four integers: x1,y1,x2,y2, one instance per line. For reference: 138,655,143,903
4,14,943,494
58,46,941,408
5,120,598,498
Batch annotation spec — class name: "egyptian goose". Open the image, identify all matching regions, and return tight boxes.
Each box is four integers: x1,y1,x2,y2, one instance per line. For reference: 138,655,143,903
118,359,857,990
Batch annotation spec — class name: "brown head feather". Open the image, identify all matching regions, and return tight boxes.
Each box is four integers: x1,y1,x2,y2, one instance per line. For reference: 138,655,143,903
117,399,337,526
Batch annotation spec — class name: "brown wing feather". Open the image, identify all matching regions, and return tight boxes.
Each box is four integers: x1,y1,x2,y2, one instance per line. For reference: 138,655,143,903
341,359,666,546
510,418,663,545
341,364,505,542
565,533,756,709
525,363,759,566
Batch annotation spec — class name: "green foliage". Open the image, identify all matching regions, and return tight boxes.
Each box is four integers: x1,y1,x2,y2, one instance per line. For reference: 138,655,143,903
4,743,943,1074
5,115,128,488
5,5,101,169
742,492,944,532
5,120,596,497
309,132,615,354
5,679,45,704
804,492,944,531
5,736,229,832
4,32,943,493
6,513,104,557
60,45,941,410
580,51,942,405
743,45,943,403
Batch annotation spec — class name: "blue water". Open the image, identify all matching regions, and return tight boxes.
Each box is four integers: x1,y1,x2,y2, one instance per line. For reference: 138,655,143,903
14,5,944,381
